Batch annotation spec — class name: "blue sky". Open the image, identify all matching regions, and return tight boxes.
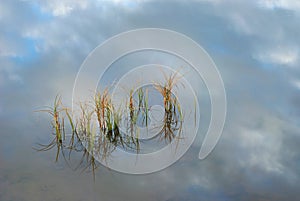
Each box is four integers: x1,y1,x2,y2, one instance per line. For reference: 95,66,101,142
0,0,300,201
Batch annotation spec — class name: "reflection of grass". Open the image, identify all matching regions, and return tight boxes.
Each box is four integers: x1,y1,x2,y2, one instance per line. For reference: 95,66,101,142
129,87,149,128
94,88,115,162
74,103,99,182
154,71,184,143
137,88,150,126
65,108,80,159
78,147,98,182
36,70,188,179
126,87,151,153
137,88,149,127
34,95,65,162
94,89,125,150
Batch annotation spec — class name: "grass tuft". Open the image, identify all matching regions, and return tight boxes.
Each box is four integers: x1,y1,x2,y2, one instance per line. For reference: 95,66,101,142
36,67,191,180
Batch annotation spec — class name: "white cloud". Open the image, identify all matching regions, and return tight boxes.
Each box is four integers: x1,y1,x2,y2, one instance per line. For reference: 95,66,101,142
236,114,286,174
205,0,299,69
38,0,89,16
258,0,300,11
255,46,299,66
38,0,147,16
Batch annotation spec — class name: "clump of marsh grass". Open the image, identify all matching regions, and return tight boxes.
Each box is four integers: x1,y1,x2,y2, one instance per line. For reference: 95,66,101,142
137,88,149,127
123,87,151,153
94,88,110,132
36,68,190,179
93,88,115,162
34,95,67,162
94,89,125,150
128,87,150,129
127,88,137,138
154,71,184,143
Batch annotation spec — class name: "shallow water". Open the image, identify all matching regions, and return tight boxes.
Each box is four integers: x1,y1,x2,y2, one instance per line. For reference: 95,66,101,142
2,1,300,199
2,79,300,201
0,95,201,201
